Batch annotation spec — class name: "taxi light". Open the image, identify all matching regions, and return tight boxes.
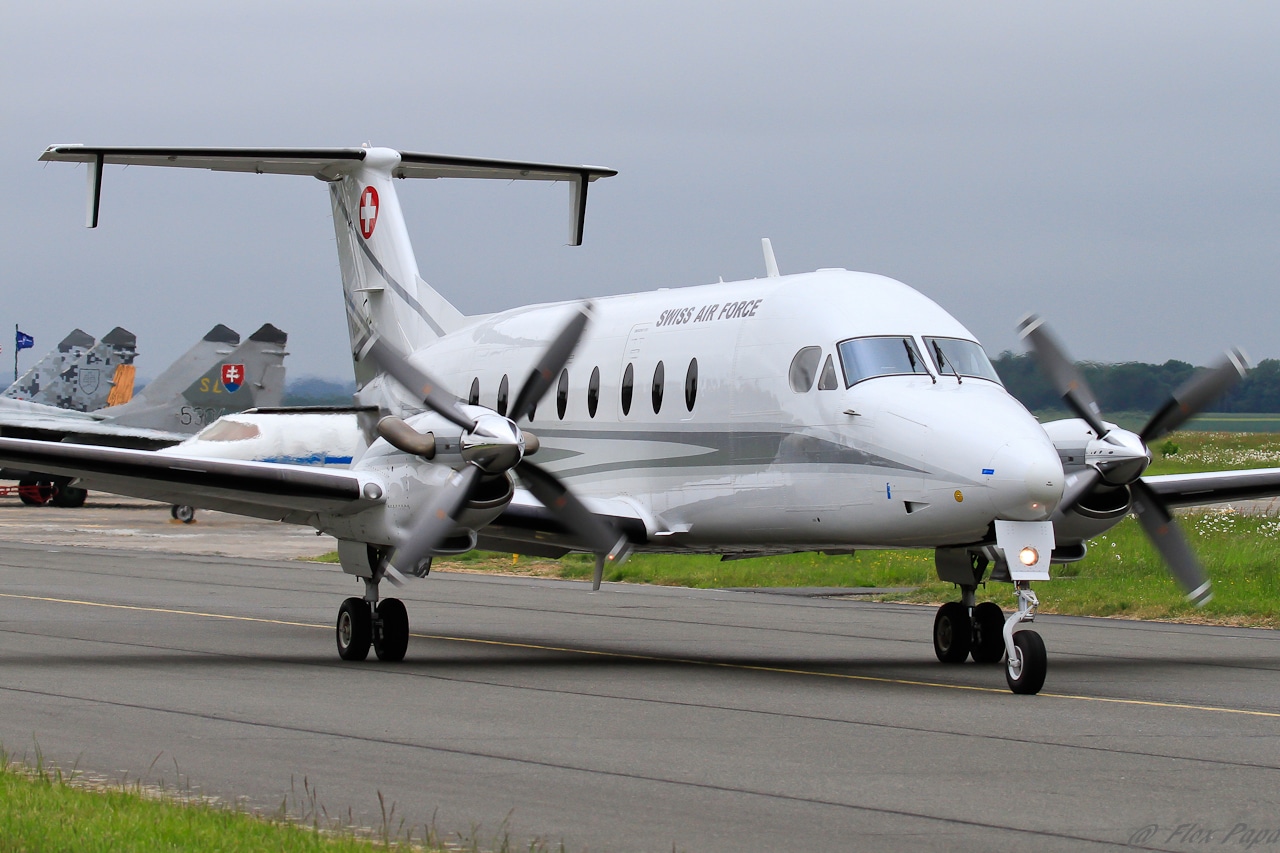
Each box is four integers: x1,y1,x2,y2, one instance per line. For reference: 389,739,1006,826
1019,546,1039,567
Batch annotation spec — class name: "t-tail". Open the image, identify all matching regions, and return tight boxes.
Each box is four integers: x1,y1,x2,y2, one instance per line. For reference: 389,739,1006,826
39,145,616,399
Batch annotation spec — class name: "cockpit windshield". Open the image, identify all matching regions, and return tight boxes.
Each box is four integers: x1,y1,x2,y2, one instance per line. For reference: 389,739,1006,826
923,337,1002,384
838,336,933,387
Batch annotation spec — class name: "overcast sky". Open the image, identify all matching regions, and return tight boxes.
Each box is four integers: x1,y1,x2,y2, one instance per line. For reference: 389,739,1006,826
2,2,1278,381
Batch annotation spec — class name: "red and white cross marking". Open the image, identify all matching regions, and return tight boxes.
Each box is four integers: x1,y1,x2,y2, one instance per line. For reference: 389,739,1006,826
359,186,379,239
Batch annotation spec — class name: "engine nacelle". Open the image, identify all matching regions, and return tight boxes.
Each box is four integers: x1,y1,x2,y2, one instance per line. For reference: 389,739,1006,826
1051,484,1132,549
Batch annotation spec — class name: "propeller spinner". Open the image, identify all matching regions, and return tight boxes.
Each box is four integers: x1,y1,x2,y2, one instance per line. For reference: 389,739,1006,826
1019,314,1246,605
367,303,632,580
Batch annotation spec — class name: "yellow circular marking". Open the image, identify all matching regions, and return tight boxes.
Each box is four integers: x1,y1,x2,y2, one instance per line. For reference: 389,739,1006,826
954,490,964,503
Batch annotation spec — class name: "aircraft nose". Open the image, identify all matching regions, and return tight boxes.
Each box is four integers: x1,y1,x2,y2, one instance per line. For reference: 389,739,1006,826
987,438,1064,521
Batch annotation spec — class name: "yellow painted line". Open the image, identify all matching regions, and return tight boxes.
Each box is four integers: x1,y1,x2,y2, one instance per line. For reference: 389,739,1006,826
4,591,1280,718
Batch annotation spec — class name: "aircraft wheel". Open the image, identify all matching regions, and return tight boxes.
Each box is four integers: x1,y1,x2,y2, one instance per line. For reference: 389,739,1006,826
933,602,971,663
336,597,372,661
51,486,88,508
18,479,52,506
970,602,1006,663
374,598,409,662
170,505,196,524
1005,630,1047,695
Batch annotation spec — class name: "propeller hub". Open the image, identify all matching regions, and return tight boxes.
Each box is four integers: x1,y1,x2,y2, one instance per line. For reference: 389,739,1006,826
461,413,525,474
1088,429,1151,485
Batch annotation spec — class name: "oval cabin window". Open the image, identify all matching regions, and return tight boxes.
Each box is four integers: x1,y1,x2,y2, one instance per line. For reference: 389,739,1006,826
496,374,509,416
588,366,600,418
685,358,698,411
621,363,634,415
652,360,665,414
557,368,569,420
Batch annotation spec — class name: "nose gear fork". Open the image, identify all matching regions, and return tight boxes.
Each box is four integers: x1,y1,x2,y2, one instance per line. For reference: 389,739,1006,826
1003,582,1047,694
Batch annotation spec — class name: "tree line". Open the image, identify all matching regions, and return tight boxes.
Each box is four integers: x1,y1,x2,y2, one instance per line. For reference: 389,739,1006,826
992,353,1280,413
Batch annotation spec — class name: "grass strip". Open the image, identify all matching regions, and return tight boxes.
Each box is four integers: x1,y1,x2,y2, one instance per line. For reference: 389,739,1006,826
0,757,430,853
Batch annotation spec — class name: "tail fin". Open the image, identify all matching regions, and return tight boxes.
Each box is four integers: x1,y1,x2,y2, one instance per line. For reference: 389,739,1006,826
3,328,95,405
40,145,616,394
180,323,288,412
58,327,138,411
100,324,238,432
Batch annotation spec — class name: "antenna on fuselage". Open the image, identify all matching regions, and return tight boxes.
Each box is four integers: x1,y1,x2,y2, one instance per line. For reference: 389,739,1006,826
762,238,780,278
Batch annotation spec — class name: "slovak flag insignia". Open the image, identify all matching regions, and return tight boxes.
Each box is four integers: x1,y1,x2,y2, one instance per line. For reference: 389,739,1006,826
221,363,245,393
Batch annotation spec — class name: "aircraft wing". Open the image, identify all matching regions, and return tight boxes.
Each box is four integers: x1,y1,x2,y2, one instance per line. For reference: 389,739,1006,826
0,399,187,447
0,437,369,523
1144,468,1280,509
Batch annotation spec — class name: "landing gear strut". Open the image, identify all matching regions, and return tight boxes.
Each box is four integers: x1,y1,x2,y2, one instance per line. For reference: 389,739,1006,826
335,574,409,663
933,583,1046,693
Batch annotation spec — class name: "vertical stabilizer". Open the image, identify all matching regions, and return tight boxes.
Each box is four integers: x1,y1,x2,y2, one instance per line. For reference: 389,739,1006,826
327,149,464,389
3,329,96,405
54,327,138,411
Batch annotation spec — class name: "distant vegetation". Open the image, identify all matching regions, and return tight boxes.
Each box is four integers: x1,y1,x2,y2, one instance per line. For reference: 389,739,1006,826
993,352,1280,414
283,376,356,406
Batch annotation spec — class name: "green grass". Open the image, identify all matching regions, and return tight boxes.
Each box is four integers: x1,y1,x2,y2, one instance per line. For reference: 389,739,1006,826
1034,409,1280,434
0,761,421,853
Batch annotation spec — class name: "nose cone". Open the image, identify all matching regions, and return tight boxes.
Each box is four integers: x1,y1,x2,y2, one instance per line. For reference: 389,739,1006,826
988,438,1064,521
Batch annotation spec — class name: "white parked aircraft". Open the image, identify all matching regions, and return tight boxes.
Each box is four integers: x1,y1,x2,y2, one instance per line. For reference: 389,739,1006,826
4,144,1278,695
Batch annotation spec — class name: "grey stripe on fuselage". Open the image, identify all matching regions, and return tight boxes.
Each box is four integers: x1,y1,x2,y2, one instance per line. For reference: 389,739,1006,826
330,186,447,338
525,427,946,481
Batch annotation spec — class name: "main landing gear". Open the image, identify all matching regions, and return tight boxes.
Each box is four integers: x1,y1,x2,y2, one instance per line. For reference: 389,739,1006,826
336,575,409,663
932,582,1047,695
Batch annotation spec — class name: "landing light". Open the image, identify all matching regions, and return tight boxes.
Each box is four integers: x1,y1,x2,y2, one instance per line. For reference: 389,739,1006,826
1019,546,1039,567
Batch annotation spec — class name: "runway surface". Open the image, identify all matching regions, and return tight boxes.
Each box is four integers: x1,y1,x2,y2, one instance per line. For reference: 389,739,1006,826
1,510,1279,851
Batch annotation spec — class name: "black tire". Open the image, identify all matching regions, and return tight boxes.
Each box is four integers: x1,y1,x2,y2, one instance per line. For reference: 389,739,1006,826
170,505,196,524
18,479,52,506
1005,630,1047,695
933,602,971,663
374,598,409,662
970,602,1006,664
50,486,88,508
336,597,372,661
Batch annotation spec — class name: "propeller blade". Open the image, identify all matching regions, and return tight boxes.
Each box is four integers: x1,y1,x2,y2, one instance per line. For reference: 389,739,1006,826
1130,479,1212,606
367,337,477,432
1018,314,1109,439
1052,466,1103,517
508,303,592,423
1140,348,1249,445
516,459,631,566
388,465,483,575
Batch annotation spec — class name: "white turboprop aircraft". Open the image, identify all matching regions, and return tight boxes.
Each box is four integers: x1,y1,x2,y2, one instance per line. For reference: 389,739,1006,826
4,144,1279,696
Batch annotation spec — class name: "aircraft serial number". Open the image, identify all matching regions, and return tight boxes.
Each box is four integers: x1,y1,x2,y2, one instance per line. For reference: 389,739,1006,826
179,406,229,426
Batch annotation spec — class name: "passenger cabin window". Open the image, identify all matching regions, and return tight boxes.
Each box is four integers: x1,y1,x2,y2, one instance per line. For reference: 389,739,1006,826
496,374,509,416
621,363,635,415
468,378,479,406
838,336,932,387
923,337,1003,384
652,361,665,414
684,358,698,411
588,367,600,418
557,368,569,420
818,354,839,390
789,346,821,393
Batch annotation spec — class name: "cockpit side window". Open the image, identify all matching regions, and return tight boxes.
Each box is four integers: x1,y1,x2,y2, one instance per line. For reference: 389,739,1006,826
837,336,933,387
923,337,1002,384
789,346,822,393
818,354,839,390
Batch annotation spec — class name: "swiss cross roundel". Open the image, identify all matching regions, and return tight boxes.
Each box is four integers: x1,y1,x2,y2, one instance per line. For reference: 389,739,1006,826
359,186,379,239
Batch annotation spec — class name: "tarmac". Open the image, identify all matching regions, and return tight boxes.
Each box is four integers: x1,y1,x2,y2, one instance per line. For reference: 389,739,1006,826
0,496,1278,851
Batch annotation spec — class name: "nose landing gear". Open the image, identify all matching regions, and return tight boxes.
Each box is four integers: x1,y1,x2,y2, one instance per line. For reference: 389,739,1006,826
932,582,1047,694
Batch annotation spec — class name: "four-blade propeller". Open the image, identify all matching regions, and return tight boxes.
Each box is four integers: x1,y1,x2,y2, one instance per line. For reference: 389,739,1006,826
1019,314,1247,606
367,303,631,583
